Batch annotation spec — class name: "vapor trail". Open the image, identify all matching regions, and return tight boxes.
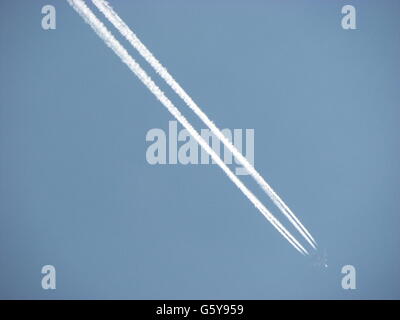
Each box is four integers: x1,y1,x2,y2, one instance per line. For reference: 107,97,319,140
68,0,309,255
92,0,317,249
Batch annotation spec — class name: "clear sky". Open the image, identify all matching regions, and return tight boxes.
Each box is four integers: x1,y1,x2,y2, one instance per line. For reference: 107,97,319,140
0,0,399,299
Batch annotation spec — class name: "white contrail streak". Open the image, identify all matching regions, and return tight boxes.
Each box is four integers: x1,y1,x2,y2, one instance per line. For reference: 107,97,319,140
92,0,317,249
68,0,309,255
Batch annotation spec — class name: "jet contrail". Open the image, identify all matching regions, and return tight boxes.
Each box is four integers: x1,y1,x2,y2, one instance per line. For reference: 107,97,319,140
91,0,317,249
67,0,309,255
